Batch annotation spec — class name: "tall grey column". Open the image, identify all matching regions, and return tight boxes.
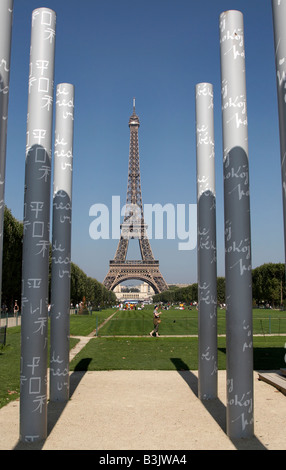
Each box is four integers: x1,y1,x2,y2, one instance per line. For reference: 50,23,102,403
196,83,217,400
272,0,286,284
50,83,74,402
20,8,56,443
219,10,253,439
0,1,13,311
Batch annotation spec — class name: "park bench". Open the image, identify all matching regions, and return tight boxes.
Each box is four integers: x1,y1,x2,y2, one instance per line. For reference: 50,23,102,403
258,370,286,396
0,325,6,346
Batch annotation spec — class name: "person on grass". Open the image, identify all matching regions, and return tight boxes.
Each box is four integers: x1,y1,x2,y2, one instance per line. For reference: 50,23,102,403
149,305,162,337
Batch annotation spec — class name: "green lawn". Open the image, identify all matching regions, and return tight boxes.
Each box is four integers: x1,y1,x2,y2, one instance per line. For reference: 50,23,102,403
0,326,21,408
0,325,79,408
96,306,286,336
0,307,286,409
69,308,116,336
69,335,286,372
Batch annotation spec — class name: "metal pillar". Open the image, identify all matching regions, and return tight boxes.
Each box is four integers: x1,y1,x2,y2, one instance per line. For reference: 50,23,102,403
219,10,254,439
0,0,13,311
50,83,74,402
196,82,217,400
20,8,56,443
272,0,286,289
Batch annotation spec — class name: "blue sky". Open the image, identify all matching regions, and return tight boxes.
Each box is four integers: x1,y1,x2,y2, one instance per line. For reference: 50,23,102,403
4,0,285,285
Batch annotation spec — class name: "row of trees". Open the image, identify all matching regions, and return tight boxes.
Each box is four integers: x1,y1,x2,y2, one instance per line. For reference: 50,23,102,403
3,206,286,310
2,206,116,311
154,264,286,308
2,206,23,306
153,278,226,305
70,263,116,308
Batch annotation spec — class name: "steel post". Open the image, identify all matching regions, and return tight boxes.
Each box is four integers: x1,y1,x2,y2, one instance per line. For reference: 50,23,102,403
20,8,56,442
219,10,254,439
272,0,286,288
196,82,217,400
50,83,74,402
0,1,13,311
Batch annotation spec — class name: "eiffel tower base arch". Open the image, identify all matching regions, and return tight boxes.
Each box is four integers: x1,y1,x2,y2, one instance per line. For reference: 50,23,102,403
103,260,168,294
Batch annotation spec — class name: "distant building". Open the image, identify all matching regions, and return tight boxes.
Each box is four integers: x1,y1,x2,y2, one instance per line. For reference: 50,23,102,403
168,283,190,288
113,282,154,301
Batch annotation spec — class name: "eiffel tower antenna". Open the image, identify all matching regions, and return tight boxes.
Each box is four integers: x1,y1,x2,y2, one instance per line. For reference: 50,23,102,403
103,100,168,293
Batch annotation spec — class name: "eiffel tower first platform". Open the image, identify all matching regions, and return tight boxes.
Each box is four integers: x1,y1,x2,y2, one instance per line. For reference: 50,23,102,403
103,100,168,294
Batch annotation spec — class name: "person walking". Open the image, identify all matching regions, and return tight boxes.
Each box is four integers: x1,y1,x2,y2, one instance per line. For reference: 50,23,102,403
13,300,19,318
149,305,162,337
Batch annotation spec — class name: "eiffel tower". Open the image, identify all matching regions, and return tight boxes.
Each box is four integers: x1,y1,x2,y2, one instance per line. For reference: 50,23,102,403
103,99,168,294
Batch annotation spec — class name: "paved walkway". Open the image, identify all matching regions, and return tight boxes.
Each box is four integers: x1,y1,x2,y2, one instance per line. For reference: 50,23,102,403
0,316,21,328
1,318,286,450
1,368,286,450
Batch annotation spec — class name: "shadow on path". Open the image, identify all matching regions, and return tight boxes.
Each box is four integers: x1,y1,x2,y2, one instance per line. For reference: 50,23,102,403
170,358,267,450
13,359,91,450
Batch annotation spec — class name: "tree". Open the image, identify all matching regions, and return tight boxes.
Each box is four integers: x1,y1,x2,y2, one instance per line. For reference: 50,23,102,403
2,206,23,309
69,262,116,308
266,277,281,306
217,277,225,304
0,206,116,311
252,263,285,307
